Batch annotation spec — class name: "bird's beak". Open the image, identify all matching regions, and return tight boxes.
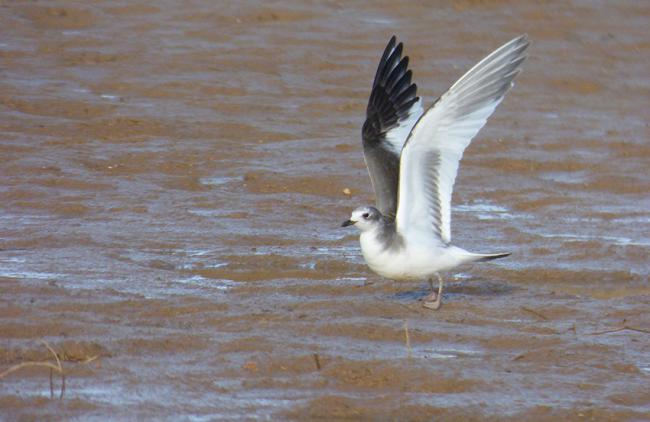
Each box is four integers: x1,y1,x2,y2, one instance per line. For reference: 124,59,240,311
341,219,356,227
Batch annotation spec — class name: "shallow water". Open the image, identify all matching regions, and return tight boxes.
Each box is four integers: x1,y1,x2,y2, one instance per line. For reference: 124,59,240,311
1,1,649,420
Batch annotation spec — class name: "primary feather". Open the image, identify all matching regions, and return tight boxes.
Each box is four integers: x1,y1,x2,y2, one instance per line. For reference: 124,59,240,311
362,36,423,220
395,35,529,244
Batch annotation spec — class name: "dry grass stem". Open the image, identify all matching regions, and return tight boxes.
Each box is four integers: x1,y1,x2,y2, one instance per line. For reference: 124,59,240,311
0,340,71,400
312,353,321,371
588,326,650,335
403,321,412,359
0,361,62,380
520,306,549,321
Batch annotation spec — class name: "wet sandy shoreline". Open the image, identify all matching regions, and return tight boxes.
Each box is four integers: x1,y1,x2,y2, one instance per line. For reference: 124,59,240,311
1,0,649,420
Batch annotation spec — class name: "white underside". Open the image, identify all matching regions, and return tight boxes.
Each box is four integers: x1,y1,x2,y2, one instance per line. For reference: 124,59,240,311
359,227,479,280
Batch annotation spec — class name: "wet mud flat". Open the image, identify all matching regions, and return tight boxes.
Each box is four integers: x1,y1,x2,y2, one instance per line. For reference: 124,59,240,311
1,1,649,420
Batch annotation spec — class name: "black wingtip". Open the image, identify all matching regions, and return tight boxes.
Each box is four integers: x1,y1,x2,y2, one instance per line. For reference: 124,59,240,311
363,35,420,147
373,36,398,88
477,252,511,262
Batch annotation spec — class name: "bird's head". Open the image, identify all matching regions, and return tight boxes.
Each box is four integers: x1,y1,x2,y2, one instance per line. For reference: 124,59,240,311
341,206,383,232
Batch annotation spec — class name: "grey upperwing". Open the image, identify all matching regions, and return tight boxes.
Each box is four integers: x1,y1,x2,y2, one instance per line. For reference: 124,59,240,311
361,35,423,221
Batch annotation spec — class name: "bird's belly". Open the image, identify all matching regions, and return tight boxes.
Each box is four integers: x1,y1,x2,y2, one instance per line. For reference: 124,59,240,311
360,235,456,280
365,251,422,280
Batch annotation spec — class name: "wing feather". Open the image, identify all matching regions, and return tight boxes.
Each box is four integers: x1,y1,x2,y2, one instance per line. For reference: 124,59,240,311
362,36,423,220
395,35,529,243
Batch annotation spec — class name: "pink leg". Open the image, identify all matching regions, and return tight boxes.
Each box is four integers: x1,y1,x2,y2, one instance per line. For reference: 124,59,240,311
422,289,438,302
422,274,444,310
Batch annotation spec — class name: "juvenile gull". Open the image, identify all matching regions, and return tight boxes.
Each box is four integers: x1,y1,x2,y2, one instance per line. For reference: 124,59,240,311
342,35,529,310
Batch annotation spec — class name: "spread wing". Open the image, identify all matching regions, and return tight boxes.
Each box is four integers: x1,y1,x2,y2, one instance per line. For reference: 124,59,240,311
362,36,423,220
395,35,529,243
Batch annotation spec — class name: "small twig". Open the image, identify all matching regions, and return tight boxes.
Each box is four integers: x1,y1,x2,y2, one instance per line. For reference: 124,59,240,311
61,371,66,400
0,340,66,400
588,326,650,335
42,341,62,371
0,361,62,379
312,353,321,371
512,353,526,361
81,355,99,364
521,306,549,321
42,340,65,400
403,321,412,359
49,368,54,399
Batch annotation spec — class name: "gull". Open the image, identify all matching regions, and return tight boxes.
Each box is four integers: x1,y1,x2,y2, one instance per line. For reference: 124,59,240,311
342,35,529,310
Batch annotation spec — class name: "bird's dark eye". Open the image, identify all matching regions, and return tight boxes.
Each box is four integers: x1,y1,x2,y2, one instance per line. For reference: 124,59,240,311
362,212,370,219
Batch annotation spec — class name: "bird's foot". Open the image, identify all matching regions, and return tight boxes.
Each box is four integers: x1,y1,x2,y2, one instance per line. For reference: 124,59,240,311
422,274,443,310
422,295,442,310
422,290,438,302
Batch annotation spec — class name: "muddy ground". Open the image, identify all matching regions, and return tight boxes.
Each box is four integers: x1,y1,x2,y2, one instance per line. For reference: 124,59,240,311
1,0,649,420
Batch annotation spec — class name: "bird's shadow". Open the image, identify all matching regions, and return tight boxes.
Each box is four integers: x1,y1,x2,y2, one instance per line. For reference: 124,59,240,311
393,279,517,301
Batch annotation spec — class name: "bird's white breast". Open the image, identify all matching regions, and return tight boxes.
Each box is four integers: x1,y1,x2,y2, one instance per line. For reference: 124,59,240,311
359,229,469,280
